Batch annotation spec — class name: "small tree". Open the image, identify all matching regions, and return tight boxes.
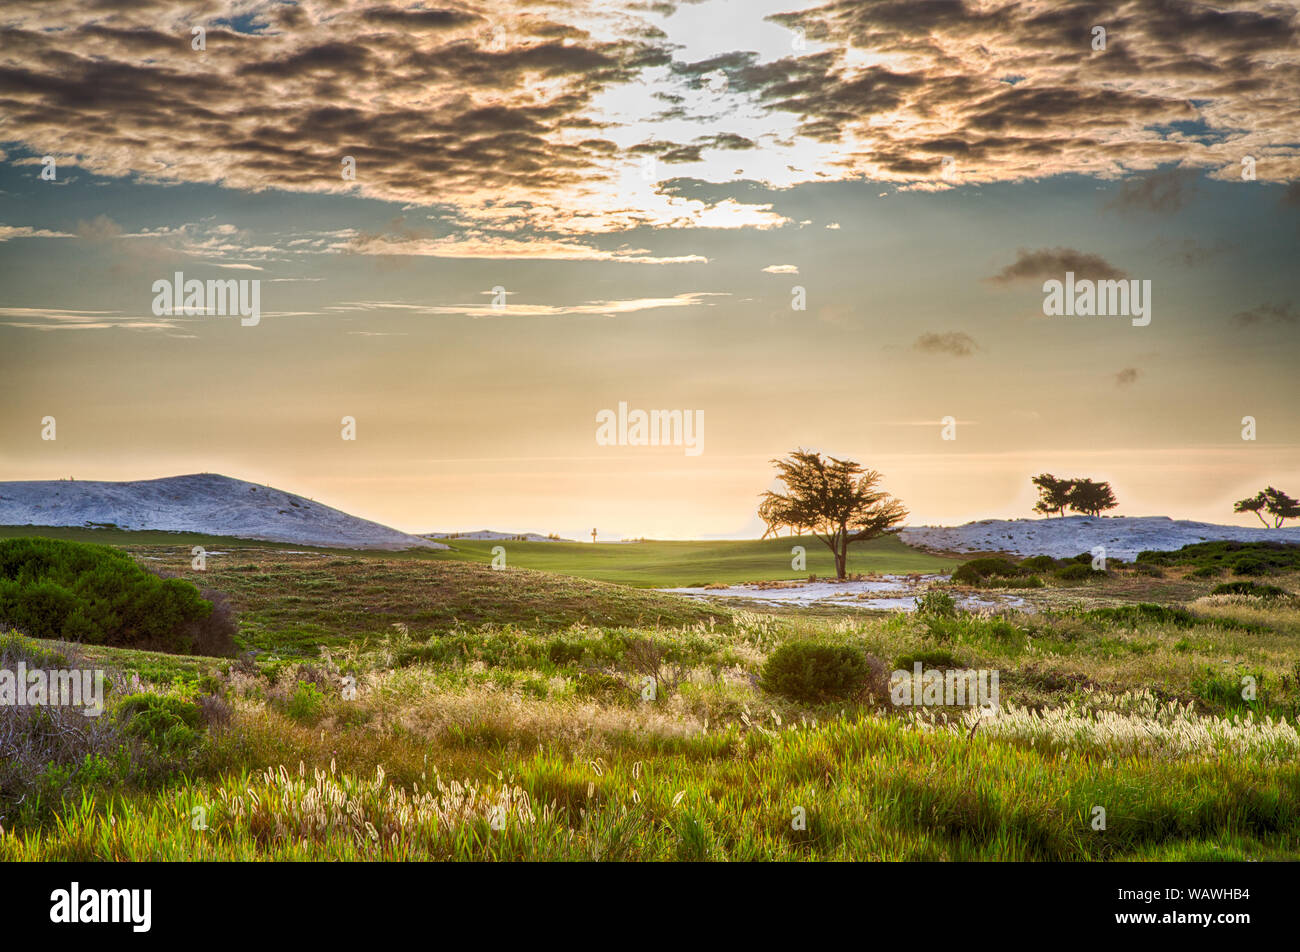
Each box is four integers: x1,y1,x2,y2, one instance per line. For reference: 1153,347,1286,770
1031,473,1075,517
1235,492,1270,527
1067,478,1118,516
758,449,908,580
1236,487,1300,528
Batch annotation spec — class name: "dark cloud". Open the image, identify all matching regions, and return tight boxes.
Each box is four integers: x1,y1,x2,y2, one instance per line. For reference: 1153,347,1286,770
988,247,1126,283
1115,367,1140,386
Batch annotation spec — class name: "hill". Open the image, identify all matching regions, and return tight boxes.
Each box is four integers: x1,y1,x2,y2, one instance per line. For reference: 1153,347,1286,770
901,516,1300,561
0,474,444,551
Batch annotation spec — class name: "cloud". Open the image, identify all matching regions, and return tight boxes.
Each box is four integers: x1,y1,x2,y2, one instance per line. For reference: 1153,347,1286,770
75,215,124,240
0,0,1293,244
762,264,799,274
759,1,1300,188
914,331,979,357
1230,302,1297,326
1115,367,1140,387
0,224,75,241
989,247,1126,284
1107,168,1200,215
327,292,728,319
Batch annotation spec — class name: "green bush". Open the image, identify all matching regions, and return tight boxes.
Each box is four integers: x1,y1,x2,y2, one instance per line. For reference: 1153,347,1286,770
914,590,957,618
1019,555,1059,572
951,557,1021,586
286,680,327,725
895,648,963,670
761,641,876,703
1054,563,1104,582
117,693,202,753
0,538,234,655
1211,581,1288,599
1137,541,1300,574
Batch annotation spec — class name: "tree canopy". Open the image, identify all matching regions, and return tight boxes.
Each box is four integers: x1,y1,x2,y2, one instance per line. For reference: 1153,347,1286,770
1234,487,1300,528
759,449,908,580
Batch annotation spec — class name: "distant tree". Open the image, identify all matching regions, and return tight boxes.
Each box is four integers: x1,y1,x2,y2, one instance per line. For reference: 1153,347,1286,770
758,449,908,580
1236,487,1300,528
1234,492,1270,527
1067,478,1118,516
1031,474,1075,517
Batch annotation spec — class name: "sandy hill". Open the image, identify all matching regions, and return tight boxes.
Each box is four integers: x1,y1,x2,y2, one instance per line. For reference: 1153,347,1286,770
900,516,1300,561
0,474,445,550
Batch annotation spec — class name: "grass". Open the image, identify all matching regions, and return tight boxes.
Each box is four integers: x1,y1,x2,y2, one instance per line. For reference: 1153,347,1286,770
0,524,959,587
430,535,959,586
2,534,1299,861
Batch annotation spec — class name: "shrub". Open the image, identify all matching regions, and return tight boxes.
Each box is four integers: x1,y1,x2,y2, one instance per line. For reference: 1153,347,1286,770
286,680,326,725
895,648,963,670
1231,557,1270,576
914,590,957,618
0,538,234,655
1128,563,1165,578
951,557,1021,586
1137,541,1300,573
1054,563,1104,582
0,632,129,820
761,641,881,703
1211,581,1288,599
117,693,202,754
1019,555,1059,572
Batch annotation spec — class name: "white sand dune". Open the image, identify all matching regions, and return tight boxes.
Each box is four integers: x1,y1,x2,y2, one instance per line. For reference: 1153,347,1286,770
0,473,446,550
900,516,1300,561
423,530,572,542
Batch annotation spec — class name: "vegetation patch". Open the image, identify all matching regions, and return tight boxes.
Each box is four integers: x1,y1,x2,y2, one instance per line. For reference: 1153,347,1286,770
0,537,234,655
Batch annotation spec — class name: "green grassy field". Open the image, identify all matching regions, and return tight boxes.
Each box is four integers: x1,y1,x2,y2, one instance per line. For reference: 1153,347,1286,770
0,524,960,586
3,536,1300,861
436,535,959,586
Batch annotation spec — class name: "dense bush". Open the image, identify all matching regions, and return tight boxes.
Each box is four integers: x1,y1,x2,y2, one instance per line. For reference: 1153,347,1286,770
286,681,327,724
1019,555,1059,572
1211,581,1288,599
761,641,884,703
951,557,1021,585
1136,541,1300,575
118,692,203,753
0,538,235,655
1054,563,1105,582
895,648,963,670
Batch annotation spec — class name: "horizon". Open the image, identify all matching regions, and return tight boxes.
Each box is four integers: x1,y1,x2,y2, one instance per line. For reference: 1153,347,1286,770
1,466,1296,542
2,1,1297,540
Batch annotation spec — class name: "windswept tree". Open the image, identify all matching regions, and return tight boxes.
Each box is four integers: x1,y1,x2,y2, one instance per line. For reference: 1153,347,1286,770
1067,478,1118,516
759,449,908,580
1235,487,1300,527
1031,474,1075,517
1032,474,1118,517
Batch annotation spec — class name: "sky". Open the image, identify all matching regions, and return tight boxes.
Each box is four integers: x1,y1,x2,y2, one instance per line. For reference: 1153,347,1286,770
1,0,1298,539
